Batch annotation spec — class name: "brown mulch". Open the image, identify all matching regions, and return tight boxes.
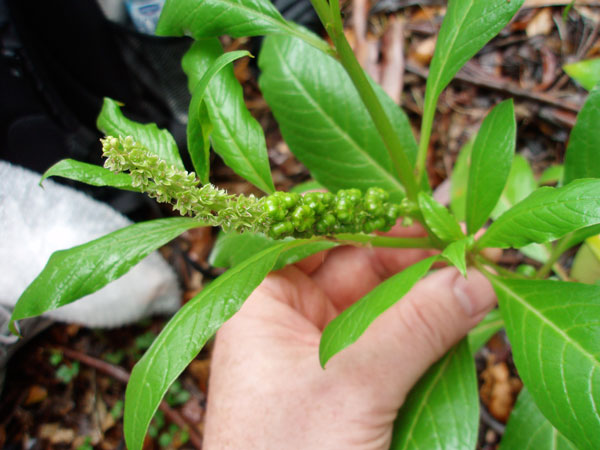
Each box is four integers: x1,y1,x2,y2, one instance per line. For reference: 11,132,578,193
1,1,597,448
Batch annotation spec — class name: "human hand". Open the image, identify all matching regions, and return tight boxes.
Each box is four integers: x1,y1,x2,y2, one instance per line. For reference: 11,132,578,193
203,224,496,449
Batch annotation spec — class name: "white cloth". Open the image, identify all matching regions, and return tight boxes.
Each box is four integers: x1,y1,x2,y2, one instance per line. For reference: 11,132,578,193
0,160,180,327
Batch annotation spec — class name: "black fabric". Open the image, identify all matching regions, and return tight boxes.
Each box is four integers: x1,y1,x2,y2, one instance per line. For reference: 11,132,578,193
0,0,190,217
0,0,320,215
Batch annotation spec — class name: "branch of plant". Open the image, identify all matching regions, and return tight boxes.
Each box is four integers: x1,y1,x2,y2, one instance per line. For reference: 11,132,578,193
59,347,204,449
536,237,572,279
312,0,420,201
308,0,333,31
474,255,529,280
333,233,435,248
414,91,437,185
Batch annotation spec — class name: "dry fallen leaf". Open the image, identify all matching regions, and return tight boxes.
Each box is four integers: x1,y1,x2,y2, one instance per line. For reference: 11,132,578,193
39,423,75,445
411,36,437,66
24,385,47,405
526,8,554,37
480,360,522,422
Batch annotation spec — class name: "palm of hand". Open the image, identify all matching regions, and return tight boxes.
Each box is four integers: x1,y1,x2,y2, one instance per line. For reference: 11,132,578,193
204,226,495,449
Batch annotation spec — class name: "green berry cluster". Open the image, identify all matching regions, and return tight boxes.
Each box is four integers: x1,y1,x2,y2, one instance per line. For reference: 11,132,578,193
262,188,403,239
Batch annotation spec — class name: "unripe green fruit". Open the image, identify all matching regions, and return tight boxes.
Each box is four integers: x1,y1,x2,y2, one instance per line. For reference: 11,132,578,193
270,221,294,238
302,192,326,214
291,205,315,232
365,187,389,202
261,187,408,239
281,192,300,209
315,213,336,234
365,201,385,217
263,197,287,221
338,188,362,204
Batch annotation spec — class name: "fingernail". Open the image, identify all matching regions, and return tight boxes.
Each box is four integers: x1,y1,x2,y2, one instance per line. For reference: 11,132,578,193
452,269,495,317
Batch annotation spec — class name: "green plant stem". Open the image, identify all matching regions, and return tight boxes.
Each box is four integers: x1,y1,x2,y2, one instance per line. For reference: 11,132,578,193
312,0,420,202
308,0,333,30
536,238,572,279
329,0,343,31
475,256,528,280
332,234,435,248
415,96,436,184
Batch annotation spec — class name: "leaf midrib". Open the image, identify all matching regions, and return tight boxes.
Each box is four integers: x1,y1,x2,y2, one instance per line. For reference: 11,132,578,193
427,0,475,106
269,39,405,194
127,239,307,447
482,190,600,245
193,0,287,35
496,279,600,392
401,346,457,448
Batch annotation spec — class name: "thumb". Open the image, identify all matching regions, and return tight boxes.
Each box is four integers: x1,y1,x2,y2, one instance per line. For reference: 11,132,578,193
338,266,496,403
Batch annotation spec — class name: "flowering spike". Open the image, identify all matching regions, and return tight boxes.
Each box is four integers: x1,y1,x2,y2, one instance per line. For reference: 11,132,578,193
101,136,411,238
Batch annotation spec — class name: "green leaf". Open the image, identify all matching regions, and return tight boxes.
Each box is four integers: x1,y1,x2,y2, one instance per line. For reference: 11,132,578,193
10,218,200,327
187,97,212,184
441,237,473,277
422,0,524,140
450,138,473,222
558,224,600,251
41,159,137,191
183,40,274,193
468,309,503,354
466,99,516,234
259,34,418,202
571,239,600,284
210,232,276,268
490,154,536,219
538,164,564,185
418,192,464,243
156,0,329,54
291,180,324,193
275,240,337,270
391,339,479,450
158,0,284,37
563,59,600,91
501,387,578,449
319,256,436,367
210,231,335,269
187,49,252,183
520,243,551,263
124,239,311,450
491,277,600,449
564,83,600,184
477,179,600,249
97,98,184,170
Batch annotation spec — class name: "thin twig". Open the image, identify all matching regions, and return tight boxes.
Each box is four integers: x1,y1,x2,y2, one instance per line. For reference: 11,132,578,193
577,17,600,59
60,347,204,449
406,62,582,113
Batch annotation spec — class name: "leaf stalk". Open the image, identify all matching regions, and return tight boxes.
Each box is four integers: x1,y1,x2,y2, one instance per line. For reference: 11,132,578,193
311,0,420,202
